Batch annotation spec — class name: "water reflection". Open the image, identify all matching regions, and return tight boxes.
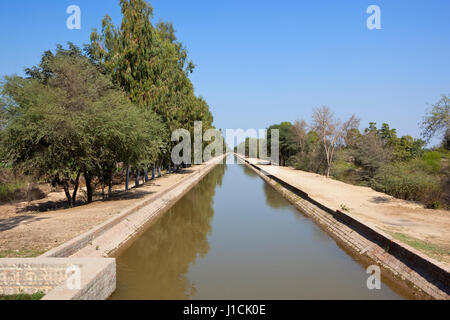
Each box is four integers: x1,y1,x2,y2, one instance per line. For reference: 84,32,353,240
112,156,411,300
111,164,226,300
263,183,290,209
242,164,259,179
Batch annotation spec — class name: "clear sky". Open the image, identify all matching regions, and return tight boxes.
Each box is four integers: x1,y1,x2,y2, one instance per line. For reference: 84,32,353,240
1,0,449,143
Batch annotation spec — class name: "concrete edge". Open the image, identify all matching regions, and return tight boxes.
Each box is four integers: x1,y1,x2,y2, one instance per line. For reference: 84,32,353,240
42,258,116,300
0,258,116,300
238,154,450,300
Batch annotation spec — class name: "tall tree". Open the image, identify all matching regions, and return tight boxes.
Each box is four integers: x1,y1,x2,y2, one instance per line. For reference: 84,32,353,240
311,106,360,177
421,94,450,148
90,0,214,166
267,122,298,166
1,44,164,206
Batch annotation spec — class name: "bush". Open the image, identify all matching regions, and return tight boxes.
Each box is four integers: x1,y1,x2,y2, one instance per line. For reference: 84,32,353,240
371,162,443,207
0,168,27,203
331,160,357,183
416,151,442,174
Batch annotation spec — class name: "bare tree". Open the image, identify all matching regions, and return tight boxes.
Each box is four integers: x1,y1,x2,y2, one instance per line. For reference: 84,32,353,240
312,106,360,177
291,119,308,152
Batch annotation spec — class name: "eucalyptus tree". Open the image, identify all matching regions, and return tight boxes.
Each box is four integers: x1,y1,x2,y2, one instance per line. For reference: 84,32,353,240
90,0,214,170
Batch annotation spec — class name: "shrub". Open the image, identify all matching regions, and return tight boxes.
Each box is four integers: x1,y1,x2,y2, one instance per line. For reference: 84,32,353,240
331,160,357,183
417,151,442,174
371,162,443,207
0,168,27,203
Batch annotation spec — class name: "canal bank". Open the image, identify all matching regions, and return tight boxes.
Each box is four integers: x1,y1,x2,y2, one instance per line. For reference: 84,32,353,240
238,155,449,300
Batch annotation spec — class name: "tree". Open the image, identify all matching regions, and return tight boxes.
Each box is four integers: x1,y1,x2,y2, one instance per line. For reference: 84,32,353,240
421,94,450,147
267,122,298,166
291,120,308,153
345,128,361,149
353,131,392,181
0,44,165,206
311,106,360,177
89,0,214,167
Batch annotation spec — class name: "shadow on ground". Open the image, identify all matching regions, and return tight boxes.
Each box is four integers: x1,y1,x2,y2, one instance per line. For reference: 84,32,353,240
370,196,392,203
0,215,50,232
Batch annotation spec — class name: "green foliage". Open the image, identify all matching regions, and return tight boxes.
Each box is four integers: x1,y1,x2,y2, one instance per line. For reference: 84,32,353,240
289,131,327,174
236,137,266,158
0,1,215,209
270,108,448,208
0,292,45,300
89,0,213,167
420,94,449,145
331,159,357,183
352,130,391,182
267,122,298,166
0,44,165,206
415,151,442,174
370,162,443,207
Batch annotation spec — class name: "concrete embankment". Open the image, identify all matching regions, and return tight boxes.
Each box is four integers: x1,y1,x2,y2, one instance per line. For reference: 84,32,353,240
0,155,226,299
237,154,450,300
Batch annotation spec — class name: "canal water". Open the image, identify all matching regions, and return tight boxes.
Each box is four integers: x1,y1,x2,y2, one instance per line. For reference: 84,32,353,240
111,155,411,300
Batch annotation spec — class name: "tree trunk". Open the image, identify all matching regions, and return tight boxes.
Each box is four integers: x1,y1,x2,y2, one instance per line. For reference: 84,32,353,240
152,166,155,179
108,168,113,196
71,172,81,205
144,170,149,182
135,170,140,188
125,165,130,191
84,173,93,203
63,182,73,208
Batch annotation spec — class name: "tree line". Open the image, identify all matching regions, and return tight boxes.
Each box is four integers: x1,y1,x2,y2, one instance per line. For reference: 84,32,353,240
0,0,217,207
240,99,449,208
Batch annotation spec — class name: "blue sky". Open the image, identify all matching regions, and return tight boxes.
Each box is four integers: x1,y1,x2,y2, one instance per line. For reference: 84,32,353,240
1,0,449,143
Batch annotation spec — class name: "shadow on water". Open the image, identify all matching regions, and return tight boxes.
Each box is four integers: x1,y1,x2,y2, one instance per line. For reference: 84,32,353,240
111,164,227,300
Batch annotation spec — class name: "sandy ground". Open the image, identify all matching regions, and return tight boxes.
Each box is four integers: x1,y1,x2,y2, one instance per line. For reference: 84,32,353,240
0,166,206,257
246,158,450,265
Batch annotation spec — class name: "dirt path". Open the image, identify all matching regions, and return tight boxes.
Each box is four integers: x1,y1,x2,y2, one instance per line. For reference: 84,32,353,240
246,158,450,265
0,166,206,257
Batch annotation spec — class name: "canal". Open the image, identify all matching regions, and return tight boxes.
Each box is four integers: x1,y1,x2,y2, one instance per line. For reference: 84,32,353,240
111,155,412,300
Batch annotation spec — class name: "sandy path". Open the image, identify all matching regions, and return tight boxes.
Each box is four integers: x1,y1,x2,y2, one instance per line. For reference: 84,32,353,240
0,166,207,257
246,158,450,265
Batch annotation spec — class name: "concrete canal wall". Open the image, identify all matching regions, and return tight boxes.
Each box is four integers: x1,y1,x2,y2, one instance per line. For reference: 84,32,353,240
238,154,450,300
0,258,115,300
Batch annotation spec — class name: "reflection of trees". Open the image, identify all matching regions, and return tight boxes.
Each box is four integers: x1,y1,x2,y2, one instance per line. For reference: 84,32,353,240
263,183,289,209
113,164,227,300
242,164,259,179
